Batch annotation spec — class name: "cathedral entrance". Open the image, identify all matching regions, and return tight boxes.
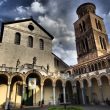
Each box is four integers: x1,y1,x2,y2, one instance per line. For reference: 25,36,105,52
25,72,41,106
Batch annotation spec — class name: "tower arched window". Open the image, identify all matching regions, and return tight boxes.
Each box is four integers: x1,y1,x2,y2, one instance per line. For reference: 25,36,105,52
15,32,21,45
95,19,98,29
99,36,106,50
28,36,33,48
82,20,86,32
98,20,102,31
79,23,83,32
102,38,106,50
39,39,44,50
99,36,103,49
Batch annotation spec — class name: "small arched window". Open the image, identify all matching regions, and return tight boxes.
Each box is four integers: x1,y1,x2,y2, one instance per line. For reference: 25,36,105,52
28,36,33,48
95,19,98,29
99,36,106,50
39,39,44,50
82,20,86,32
15,32,21,45
98,20,102,31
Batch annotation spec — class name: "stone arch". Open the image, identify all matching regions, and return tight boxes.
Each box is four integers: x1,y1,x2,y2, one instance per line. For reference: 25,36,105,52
75,79,82,104
90,76,100,103
65,80,73,103
100,75,110,101
82,78,90,104
25,70,42,82
0,73,9,106
10,74,23,107
25,71,41,106
44,78,53,105
55,79,63,104
11,73,24,82
44,77,54,85
99,73,110,85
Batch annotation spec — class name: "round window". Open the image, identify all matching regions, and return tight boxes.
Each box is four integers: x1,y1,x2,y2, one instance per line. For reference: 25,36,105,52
28,24,34,31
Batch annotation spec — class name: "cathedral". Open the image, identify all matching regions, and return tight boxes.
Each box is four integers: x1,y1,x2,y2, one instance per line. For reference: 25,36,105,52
0,2,110,109
0,17,73,108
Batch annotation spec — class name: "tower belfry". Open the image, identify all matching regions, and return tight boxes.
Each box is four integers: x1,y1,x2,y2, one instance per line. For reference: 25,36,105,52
74,3,109,63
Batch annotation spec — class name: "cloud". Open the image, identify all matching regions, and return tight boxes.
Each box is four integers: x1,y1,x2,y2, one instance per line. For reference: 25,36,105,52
31,1,46,13
0,0,7,6
38,15,77,65
15,1,46,18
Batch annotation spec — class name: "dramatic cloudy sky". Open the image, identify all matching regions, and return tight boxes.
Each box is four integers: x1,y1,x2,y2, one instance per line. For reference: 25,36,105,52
0,0,110,66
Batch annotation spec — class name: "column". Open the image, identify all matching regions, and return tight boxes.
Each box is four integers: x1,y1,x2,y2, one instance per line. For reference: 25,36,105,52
5,81,11,110
88,82,93,104
53,84,56,105
41,83,44,101
81,83,85,105
63,84,66,104
98,80,104,103
99,85,104,103
22,82,25,102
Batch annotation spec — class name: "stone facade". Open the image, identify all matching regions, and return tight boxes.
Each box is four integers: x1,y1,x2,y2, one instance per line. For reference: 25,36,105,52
74,3,109,63
0,19,73,108
69,3,110,105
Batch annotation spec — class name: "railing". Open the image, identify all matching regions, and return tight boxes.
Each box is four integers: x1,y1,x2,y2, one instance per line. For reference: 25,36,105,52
0,64,72,79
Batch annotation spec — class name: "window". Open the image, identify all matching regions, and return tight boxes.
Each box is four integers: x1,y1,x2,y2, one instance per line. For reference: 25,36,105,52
79,23,83,32
15,32,21,45
39,39,44,50
54,58,59,67
98,21,102,31
95,19,98,29
28,24,34,31
82,20,86,32
99,36,106,50
28,36,33,48
95,19,102,31
99,36,103,49
102,38,106,50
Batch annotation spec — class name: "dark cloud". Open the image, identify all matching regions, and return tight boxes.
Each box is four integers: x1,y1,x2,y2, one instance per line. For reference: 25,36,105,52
0,0,109,65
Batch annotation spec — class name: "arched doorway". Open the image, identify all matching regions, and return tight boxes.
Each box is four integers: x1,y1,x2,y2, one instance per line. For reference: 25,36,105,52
44,78,53,105
101,76,110,101
55,80,63,104
83,79,89,104
76,81,82,104
0,74,8,106
25,72,41,106
91,78,99,104
65,81,73,104
10,75,23,107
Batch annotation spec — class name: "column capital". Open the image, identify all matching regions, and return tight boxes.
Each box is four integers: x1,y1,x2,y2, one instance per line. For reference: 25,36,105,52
41,83,44,86
98,79,102,86
80,82,84,88
62,82,66,88
22,81,26,85
53,83,56,87
8,81,11,85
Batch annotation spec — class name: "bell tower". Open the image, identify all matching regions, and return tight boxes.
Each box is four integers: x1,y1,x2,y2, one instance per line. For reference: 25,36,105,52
74,3,109,63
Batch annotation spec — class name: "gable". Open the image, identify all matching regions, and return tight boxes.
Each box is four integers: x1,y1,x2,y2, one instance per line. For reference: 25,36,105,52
2,18,54,40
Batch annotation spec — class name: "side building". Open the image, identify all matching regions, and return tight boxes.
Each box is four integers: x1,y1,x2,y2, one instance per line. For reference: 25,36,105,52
68,3,110,105
0,18,73,108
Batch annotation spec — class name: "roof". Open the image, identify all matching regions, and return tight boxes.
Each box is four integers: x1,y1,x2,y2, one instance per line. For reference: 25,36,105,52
2,18,54,40
52,53,69,67
77,2,96,14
